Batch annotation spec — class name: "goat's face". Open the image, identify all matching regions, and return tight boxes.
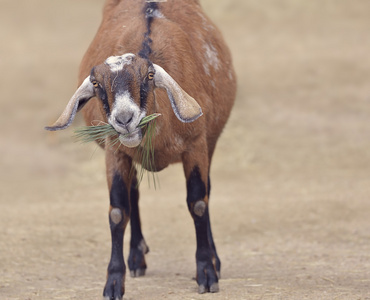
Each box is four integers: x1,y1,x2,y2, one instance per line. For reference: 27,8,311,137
45,53,203,148
90,54,155,147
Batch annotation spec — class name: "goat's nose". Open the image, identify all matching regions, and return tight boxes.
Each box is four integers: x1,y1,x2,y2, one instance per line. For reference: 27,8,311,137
115,113,133,127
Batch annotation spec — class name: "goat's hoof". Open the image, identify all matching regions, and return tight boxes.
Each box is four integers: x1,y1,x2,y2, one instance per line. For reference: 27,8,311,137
198,284,207,294
130,268,146,277
196,259,220,293
198,282,219,294
103,272,125,300
128,240,149,277
210,282,220,293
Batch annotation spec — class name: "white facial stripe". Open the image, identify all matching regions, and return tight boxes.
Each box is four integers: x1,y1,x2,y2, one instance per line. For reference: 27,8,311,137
108,90,145,147
109,90,145,132
111,91,139,118
105,53,135,73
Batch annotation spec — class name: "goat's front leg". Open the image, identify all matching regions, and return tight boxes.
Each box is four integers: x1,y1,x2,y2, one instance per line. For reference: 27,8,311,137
182,147,219,294
103,152,132,300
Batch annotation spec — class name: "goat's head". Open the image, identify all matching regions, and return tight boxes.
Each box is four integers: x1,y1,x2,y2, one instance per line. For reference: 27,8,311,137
45,53,203,147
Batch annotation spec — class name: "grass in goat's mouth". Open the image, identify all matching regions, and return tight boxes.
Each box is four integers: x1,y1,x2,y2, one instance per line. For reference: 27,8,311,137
74,113,160,146
74,113,161,187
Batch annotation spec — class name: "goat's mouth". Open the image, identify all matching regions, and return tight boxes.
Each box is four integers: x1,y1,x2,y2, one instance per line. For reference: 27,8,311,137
108,115,144,148
117,129,143,148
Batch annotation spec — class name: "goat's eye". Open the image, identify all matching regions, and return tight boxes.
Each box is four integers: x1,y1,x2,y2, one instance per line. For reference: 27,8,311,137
92,80,99,88
147,72,154,80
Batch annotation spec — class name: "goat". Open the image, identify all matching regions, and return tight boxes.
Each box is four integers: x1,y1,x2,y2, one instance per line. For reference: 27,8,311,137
46,0,236,298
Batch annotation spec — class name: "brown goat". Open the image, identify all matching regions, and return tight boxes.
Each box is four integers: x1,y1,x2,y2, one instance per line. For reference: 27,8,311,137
46,0,236,298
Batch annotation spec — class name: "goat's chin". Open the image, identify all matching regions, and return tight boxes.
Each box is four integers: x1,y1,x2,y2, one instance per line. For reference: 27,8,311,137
118,131,142,148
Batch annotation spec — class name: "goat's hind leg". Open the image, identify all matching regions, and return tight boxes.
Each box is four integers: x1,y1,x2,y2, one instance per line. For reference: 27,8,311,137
128,172,149,277
207,175,221,278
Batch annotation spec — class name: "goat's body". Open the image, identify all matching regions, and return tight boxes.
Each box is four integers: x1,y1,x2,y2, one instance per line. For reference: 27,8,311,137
49,0,237,297
80,0,236,170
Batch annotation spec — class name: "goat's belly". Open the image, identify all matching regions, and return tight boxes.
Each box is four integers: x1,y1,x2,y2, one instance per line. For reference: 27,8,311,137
134,149,182,173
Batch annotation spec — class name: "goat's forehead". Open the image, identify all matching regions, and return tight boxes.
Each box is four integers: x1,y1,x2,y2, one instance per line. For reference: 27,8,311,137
104,53,136,73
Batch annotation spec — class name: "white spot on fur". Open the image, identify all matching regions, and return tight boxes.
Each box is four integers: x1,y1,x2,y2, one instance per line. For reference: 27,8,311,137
138,239,149,254
197,12,215,32
203,43,220,76
110,208,122,224
174,135,184,149
228,70,233,80
145,4,165,19
105,53,135,73
194,200,206,217
152,9,164,18
203,64,210,77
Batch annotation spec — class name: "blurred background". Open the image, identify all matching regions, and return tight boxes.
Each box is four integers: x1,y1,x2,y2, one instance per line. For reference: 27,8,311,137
0,0,369,299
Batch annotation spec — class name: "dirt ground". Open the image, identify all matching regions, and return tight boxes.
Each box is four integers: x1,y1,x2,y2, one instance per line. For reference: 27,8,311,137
1,0,370,299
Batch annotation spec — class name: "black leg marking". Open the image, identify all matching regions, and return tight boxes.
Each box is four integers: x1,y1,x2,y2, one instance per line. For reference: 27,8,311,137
103,172,130,300
128,177,149,277
186,166,219,293
186,166,206,213
206,175,221,277
110,172,130,212
206,209,221,277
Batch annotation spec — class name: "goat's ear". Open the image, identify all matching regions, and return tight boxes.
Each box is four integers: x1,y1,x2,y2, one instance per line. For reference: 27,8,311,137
45,76,95,131
153,64,203,123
